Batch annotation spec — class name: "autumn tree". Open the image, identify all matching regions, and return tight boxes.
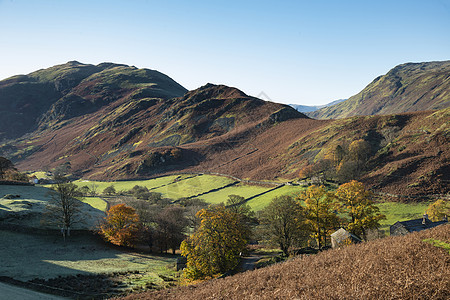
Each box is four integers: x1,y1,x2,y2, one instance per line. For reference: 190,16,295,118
299,185,340,249
348,139,371,162
298,160,333,184
180,205,250,280
259,195,305,256
324,144,346,167
426,199,449,222
99,203,141,247
334,180,385,240
42,182,84,240
3,169,29,182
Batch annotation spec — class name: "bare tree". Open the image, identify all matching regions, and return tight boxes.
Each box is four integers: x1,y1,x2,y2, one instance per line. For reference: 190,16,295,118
155,205,188,254
89,182,98,196
42,182,84,240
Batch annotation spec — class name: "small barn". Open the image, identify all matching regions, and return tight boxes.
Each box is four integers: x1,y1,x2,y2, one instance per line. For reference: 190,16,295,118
331,228,362,248
390,215,448,236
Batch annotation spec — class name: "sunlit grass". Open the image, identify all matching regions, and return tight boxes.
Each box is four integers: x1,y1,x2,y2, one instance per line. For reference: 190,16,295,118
199,184,270,206
151,175,236,200
72,174,193,193
81,197,107,211
247,185,305,211
377,201,430,231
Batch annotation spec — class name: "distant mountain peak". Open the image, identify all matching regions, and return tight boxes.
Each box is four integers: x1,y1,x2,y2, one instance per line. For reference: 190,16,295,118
183,83,249,101
310,60,450,119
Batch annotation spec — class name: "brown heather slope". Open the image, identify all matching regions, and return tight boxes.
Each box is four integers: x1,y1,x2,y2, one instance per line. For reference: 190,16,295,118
1,62,449,198
310,61,450,119
5,82,309,180
120,224,450,300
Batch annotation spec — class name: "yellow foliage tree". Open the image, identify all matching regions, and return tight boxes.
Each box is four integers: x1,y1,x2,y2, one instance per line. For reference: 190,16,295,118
334,180,385,240
300,185,340,249
426,199,449,222
348,139,371,162
180,205,250,280
99,204,141,247
324,144,346,167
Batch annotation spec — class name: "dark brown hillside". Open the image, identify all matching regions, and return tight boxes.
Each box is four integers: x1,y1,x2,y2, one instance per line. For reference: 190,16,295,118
120,224,450,300
1,62,448,198
6,82,308,180
310,61,450,119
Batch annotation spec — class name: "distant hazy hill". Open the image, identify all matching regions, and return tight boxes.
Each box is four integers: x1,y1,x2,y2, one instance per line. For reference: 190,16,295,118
310,61,450,119
0,62,448,197
289,99,345,113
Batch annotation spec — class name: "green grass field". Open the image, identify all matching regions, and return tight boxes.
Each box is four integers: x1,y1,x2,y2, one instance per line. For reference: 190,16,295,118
199,183,270,206
246,185,306,211
82,197,108,211
151,174,236,200
72,174,432,226
0,230,178,291
377,201,430,231
73,174,194,193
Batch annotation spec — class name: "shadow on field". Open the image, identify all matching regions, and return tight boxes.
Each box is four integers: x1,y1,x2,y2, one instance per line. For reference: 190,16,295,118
0,230,177,299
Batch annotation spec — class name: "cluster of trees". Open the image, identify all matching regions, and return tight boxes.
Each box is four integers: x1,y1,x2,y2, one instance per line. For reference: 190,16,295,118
97,190,205,254
259,181,386,256
426,199,449,221
43,176,447,283
93,181,386,280
299,139,373,183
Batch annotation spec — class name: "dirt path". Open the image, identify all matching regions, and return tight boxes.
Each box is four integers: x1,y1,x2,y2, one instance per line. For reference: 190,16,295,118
0,282,66,299
238,253,263,272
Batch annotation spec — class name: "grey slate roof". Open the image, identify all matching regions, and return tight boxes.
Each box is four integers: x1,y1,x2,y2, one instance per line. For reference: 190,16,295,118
390,218,447,236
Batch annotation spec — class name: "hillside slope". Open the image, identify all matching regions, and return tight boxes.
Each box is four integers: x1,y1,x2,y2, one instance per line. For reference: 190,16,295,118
0,61,187,141
1,74,308,180
0,62,448,198
121,224,450,300
310,61,450,119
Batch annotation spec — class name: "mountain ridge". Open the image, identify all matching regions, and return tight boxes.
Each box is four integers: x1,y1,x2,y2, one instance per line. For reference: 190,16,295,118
309,61,450,119
0,61,448,198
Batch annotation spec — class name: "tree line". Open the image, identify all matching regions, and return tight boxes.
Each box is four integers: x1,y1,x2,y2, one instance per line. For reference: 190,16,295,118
42,177,448,281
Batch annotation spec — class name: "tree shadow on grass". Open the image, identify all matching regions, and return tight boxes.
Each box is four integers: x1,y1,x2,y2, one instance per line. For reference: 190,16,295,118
0,230,177,299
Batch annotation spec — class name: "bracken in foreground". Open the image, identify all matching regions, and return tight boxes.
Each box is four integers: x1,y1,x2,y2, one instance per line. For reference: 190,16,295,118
119,224,449,300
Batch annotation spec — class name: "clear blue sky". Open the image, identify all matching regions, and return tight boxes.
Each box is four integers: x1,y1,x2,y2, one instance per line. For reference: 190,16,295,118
0,0,449,105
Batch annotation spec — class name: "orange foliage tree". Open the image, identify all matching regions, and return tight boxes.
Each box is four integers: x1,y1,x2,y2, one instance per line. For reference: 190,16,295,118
99,204,141,247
